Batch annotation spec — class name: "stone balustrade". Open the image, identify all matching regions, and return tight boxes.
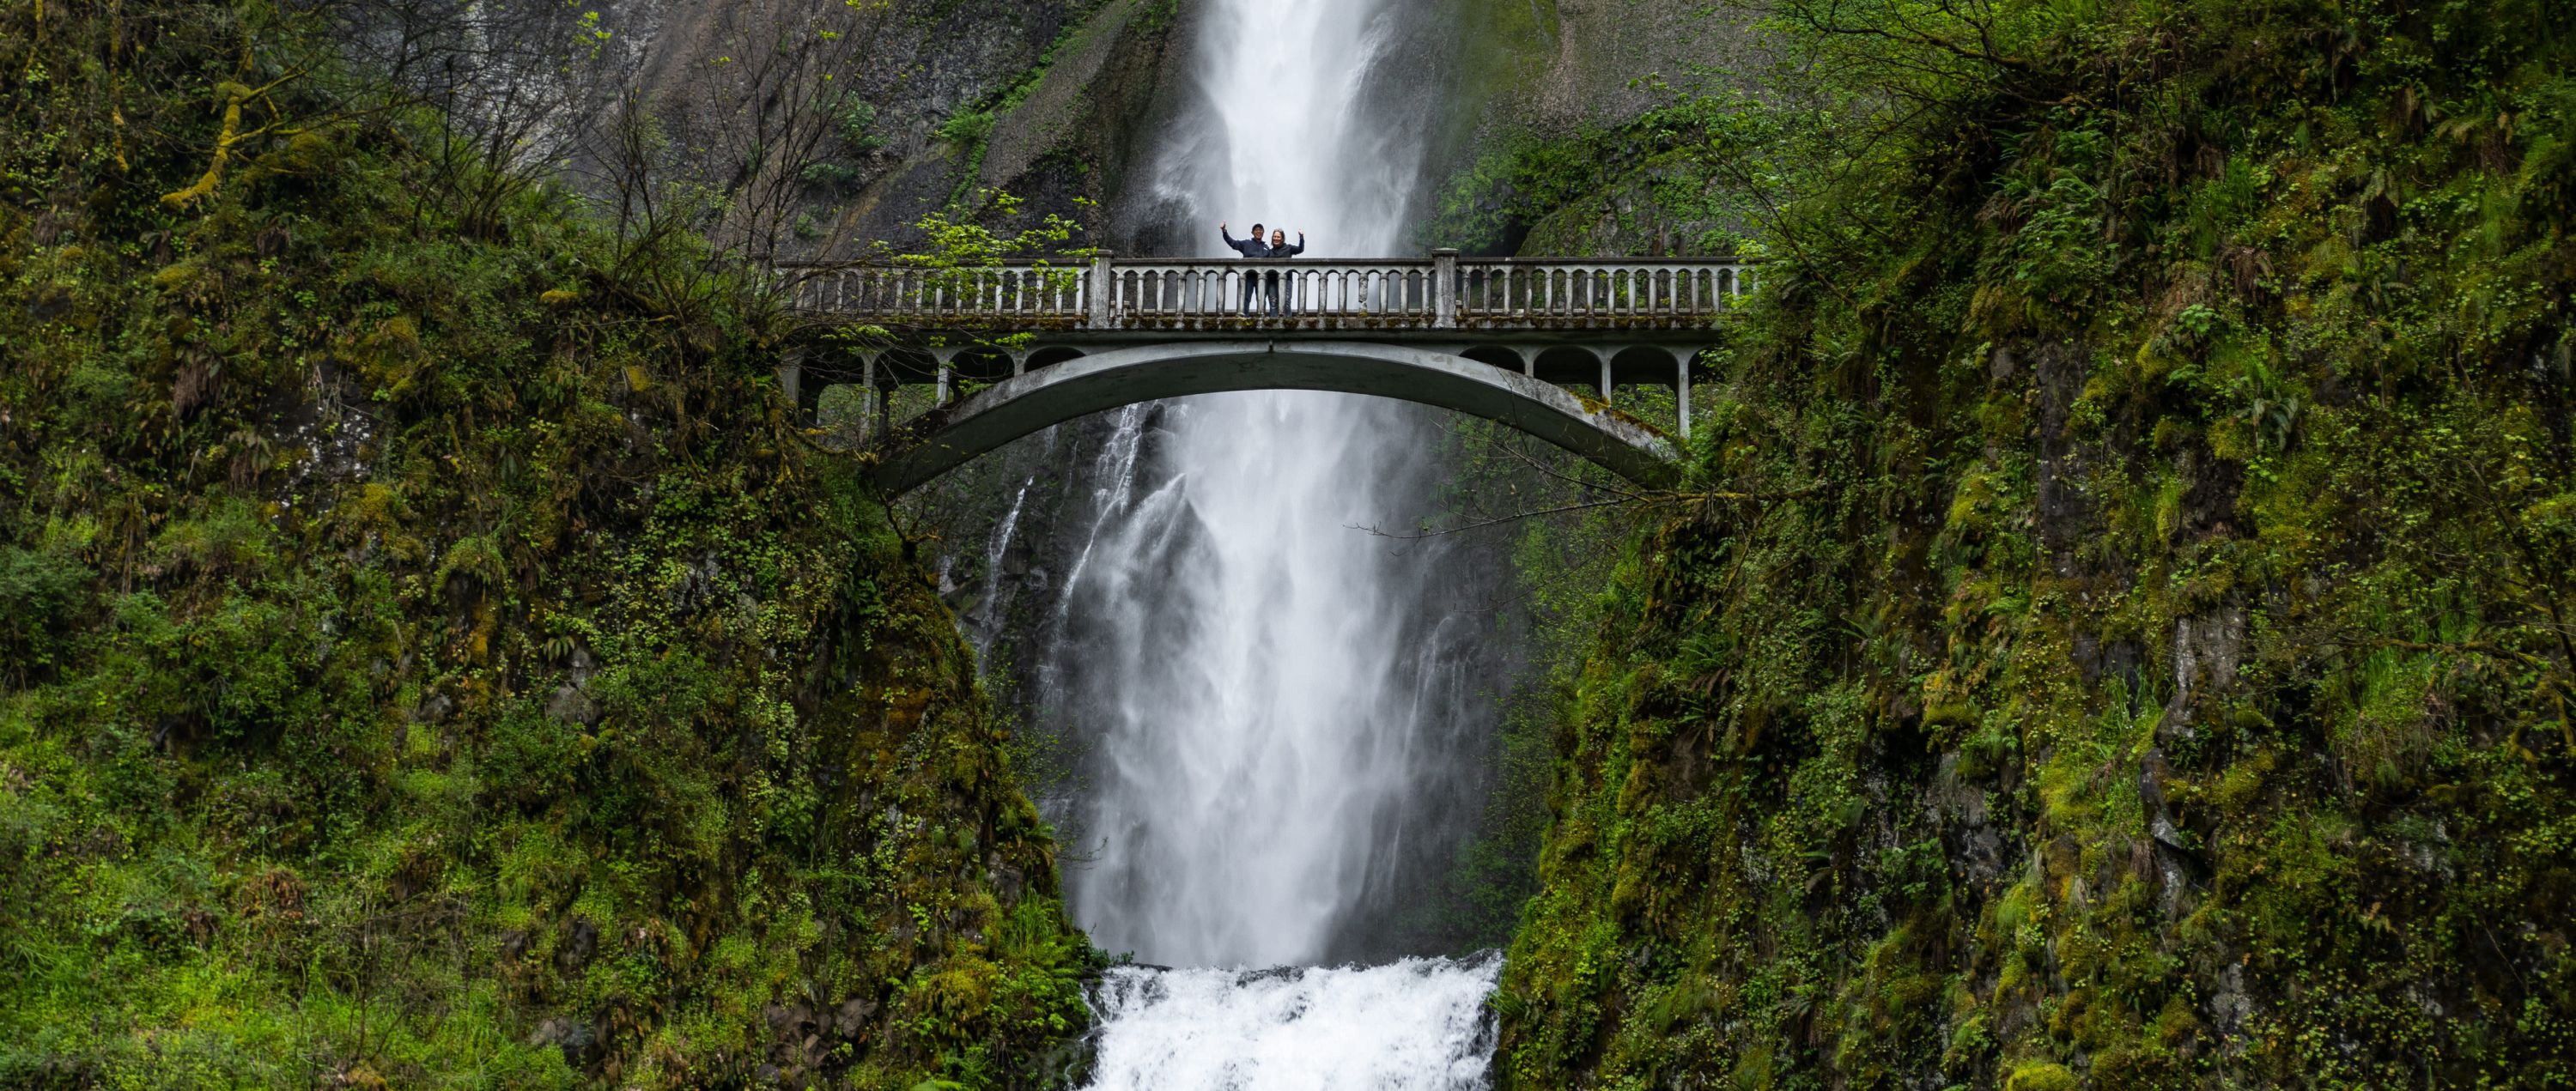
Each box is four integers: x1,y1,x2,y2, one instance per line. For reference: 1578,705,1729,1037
783,251,1754,331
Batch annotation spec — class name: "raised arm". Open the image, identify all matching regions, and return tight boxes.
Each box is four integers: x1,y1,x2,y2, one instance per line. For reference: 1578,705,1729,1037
1282,233,1305,257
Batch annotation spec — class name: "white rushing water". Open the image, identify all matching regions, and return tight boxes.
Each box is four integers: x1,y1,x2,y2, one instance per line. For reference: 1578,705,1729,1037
1037,0,1505,1085
1065,0,1452,968
1083,956,1504,1091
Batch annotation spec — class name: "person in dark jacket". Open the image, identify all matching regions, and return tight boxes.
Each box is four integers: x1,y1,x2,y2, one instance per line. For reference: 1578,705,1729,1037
1263,227,1304,315
1221,221,1267,312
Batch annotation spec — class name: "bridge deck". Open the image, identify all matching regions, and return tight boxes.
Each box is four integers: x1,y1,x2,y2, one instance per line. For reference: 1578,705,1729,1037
785,252,1753,331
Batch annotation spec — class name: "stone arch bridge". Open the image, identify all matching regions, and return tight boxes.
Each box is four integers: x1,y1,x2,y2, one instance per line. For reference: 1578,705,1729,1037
778,251,1753,494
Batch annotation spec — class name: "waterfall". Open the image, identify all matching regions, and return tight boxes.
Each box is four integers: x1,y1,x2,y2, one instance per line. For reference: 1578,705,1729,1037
998,0,1509,1082
1062,0,1454,973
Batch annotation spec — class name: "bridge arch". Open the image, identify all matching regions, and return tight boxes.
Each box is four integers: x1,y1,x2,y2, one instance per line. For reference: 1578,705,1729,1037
869,341,1678,495
1025,345,1089,369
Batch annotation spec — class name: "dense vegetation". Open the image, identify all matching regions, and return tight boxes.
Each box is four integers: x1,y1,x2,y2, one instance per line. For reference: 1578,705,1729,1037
0,2,1094,1087
1486,0,2576,1086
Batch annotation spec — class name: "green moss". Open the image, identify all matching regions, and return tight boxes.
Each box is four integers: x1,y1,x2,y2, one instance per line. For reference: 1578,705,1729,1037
0,2,1095,1087
1492,0,2576,1087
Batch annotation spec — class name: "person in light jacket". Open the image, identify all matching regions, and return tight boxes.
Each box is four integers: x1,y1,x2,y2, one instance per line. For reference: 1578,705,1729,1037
1220,221,1267,312
1262,227,1304,315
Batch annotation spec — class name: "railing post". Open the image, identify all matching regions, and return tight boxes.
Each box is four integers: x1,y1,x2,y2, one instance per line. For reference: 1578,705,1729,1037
1431,249,1459,329
1089,251,1116,329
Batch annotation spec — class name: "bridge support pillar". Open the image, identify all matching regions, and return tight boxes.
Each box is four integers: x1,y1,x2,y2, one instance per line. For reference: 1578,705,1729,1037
776,354,802,422
877,384,891,439
860,353,879,441
1676,349,1692,441
929,347,962,408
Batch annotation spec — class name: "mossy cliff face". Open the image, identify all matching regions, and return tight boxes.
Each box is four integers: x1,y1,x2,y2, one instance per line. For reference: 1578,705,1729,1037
0,3,1090,1088
1494,0,2576,1087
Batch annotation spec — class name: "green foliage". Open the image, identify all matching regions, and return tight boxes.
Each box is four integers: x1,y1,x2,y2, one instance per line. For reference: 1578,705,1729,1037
1421,88,1779,256
936,109,996,147
0,1,1096,1087
1495,0,2576,1087
841,98,889,155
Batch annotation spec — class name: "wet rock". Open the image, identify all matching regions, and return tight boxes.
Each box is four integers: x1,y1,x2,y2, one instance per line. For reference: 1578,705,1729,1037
833,996,878,1039
557,918,598,972
2164,604,2246,742
546,682,600,725
530,1016,598,1067
409,692,453,724
2207,961,2252,1043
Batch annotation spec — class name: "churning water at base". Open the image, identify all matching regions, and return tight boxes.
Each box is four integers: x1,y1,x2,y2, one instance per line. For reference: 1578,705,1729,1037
1083,955,1503,1091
